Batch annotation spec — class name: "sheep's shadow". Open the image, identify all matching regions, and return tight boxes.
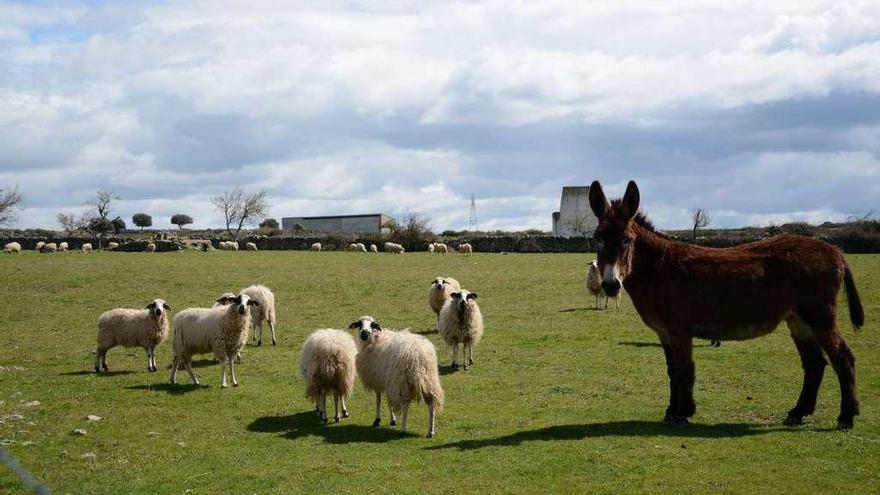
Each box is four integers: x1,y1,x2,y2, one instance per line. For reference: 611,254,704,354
558,307,595,313
247,412,408,444
425,420,787,451
413,328,438,335
163,359,218,370
126,383,208,395
60,370,135,377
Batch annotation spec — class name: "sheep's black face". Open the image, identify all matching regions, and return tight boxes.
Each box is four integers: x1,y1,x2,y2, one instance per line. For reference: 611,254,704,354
233,294,259,315
349,317,381,341
146,299,169,317
451,291,478,313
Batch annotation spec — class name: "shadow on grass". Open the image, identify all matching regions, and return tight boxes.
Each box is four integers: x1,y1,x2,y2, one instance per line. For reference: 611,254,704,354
126,382,208,395
247,412,408,444
413,328,438,335
558,307,597,313
616,341,663,348
426,420,787,451
163,359,217,370
60,370,136,376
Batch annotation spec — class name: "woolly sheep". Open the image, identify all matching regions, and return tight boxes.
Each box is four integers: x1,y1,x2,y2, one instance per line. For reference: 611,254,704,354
384,242,405,254
459,243,473,256
145,243,156,253
107,242,119,250
310,242,322,252
214,292,248,361
433,242,448,254
95,299,171,373
3,242,21,254
81,243,93,253
35,241,45,252
427,243,435,253
40,242,57,253
428,277,461,317
246,242,258,251
586,260,618,310
230,241,240,251
59,242,69,252
369,244,378,253
352,316,444,437
169,293,259,387
438,289,484,370
300,329,358,423
355,242,367,252
241,284,277,346
346,243,358,251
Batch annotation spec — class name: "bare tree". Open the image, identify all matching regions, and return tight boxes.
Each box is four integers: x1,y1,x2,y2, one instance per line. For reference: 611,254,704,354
57,213,82,233
0,185,23,226
692,208,711,240
84,190,120,247
211,187,269,240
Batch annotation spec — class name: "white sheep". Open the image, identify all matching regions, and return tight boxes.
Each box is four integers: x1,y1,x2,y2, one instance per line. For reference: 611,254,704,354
433,242,448,254
241,284,277,346
586,260,618,309
427,243,435,253
35,241,45,252
346,243,358,251
355,242,367,252
107,242,119,250
59,242,69,252
246,242,258,251
3,242,21,254
214,292,248,361
459,243,473,256
369,244,378,253
145,243,156,252
95,299,171,373
352,316,444,437
300,329,358,423
230,241,240,251
40,242,57,253
81,243,93,253
384,242,405,254
428,277,461,317
438,289,484,370
169,293,259,387
310,242,322,252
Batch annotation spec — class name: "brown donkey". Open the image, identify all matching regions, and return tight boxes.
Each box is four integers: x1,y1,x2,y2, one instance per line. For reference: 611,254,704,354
589,180,865,429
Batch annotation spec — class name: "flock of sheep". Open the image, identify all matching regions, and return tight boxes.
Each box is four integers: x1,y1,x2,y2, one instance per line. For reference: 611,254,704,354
3,241,100,254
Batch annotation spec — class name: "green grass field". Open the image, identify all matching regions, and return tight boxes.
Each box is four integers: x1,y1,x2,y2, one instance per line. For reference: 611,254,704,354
1,251,878,494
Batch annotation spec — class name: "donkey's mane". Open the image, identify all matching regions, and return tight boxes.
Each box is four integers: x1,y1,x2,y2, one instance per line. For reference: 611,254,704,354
609,199,662,235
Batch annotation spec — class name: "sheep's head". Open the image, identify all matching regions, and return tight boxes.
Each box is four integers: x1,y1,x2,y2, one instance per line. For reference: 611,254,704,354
450,290,478,314
217,293,259,315
145,299,170,318
431,277,452,291
349,316,382,342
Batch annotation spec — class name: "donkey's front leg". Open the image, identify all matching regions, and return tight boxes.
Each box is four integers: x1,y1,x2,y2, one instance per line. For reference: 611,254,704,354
662,334,696,425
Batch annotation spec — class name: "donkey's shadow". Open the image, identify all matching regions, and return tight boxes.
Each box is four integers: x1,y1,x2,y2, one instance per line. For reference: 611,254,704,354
248,411,413,444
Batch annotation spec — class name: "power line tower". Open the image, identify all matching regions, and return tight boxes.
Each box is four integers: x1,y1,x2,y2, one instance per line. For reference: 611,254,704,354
468,193,478,232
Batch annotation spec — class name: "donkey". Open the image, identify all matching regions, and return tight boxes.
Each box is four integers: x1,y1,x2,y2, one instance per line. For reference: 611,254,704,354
589,180,865,429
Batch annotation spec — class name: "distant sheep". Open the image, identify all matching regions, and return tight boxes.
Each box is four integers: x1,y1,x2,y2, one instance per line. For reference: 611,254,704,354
384,242,405,254
346,243,358,251
81,243,93,253
35,241,45,252
427,243,435,253
169,293,259,387
95,299,171,373
310,242,322,252
438,289,484,370
300,329,358,423
352,316,444,437
459,243,473,256
40,242,57,253
369,244,378,253
428,277,461,317
241,284,277,346
145,243,156,252
107,242,119,250
355,242,367,253
433,243,448,254
3,242,21,254
230,241,239,251
246,242,258,252
59,242,69,252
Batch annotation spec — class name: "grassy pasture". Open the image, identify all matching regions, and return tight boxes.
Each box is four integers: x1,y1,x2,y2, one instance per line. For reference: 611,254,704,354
0,250,878,494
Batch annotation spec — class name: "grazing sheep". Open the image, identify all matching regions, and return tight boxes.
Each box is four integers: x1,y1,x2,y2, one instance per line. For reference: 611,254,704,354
428,277,461,317
586,260,619,309
35,241,45,252
107,242,119,250
240,284,277,346
59,242,69,252
384,242,405,254
40,242,57,253
355,242,367,252
427,243,435,254
352,316,444,437
459,243,473,256
81,243,93,253
346,243,358,252
169,293,259,387
300,329,358,423
230,241,240,251
310,242,322,252
438,289,484,370
246,242,258,252
95,299,171,373
145,243,156,253
369,244,378,253
3,242,21,254
433,242,448,254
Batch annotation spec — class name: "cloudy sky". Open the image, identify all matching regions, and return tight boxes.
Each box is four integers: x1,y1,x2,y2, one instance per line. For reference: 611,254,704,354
1,0,879,231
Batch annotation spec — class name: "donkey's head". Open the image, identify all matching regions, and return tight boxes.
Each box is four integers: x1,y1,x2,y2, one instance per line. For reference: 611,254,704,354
588,180,640,298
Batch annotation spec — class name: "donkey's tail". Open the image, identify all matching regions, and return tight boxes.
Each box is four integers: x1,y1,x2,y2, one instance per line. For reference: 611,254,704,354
844,265,865,330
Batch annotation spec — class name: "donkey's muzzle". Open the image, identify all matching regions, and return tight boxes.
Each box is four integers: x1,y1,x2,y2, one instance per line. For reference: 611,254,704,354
602,280,622,297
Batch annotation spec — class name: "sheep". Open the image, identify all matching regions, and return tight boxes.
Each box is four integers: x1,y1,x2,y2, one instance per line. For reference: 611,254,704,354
586,260,619,310
230,241,240,251
300,329,358,423
241,284,277,346
369,244,378,253
145,243,156,253
346,243,358,251
433,242,448,254
428,277,461,317
427,243,435,253
246,242,258,251
355,242,367,252
352,316,444,437
169,293,259,387
95,299,171,373
39,242,57,253
213,292,248,361
310,242,322,252
3,242,21,254
459,243,473,256
438,289,484,370
384,242,405,254
59,242,69,252
81,243,93,253
107,242,119,250
218,241,228,250
35,241,45,252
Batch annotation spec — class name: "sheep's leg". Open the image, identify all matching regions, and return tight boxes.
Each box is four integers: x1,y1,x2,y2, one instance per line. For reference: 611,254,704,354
389,405,397,426
468,343,475,367
220,357,228,388
341,396,349,418
150,348,157,372
372,392,382,427
427,402,436,438
269,321,277,346
400,401,410,434
99,347,109,372
94,347,104,373
451,345,459,369
229,355,239,387
145,348,154,372
184,360,199,385
255,322,262,346
319,393,328,424
615,296,620,309
169,358,179,384
333,394,340,422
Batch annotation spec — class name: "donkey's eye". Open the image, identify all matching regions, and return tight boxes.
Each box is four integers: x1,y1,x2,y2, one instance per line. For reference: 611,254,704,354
622,239,632,247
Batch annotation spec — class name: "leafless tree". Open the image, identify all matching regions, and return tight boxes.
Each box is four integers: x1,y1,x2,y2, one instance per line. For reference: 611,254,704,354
57,213,83,233
86,190,119,224
0,185,23,226
692,208,711,240
211,187,269,240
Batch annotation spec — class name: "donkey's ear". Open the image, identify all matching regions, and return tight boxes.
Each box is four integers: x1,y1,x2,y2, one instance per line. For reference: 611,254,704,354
589,181,610,219
621,180,640,220
348,321,361,329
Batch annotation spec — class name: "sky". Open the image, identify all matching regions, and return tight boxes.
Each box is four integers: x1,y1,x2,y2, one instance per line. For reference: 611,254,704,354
0,0,879,232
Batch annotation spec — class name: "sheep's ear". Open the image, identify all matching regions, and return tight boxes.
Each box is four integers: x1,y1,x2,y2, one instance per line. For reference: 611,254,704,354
450,292,461,299
370,320,382,331
466,292,478,300
247,300,260,306
216,296,230,304
145,302,156,309
162,302,171,310
348,321,361,329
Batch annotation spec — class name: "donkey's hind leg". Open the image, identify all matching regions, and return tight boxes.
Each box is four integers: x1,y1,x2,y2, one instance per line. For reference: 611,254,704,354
800,310,859,429
784,315,827,426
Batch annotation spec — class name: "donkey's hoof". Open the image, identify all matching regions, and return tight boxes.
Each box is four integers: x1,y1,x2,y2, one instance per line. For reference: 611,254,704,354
783,413,804,426
372,418,381,427
662,414,689,427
